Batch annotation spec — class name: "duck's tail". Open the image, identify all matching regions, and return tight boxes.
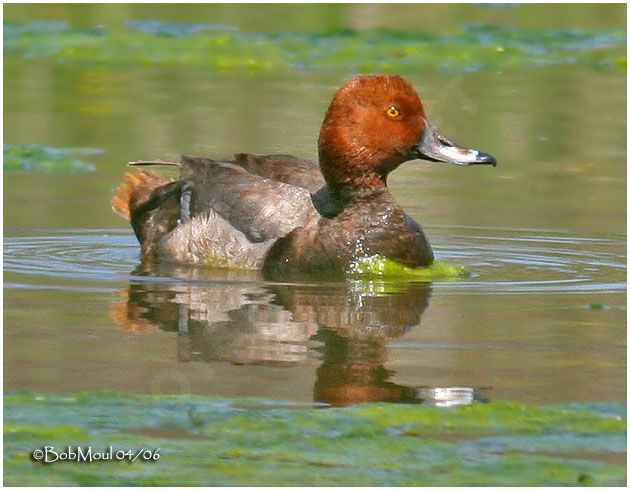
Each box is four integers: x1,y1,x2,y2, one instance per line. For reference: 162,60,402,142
112,169,175,220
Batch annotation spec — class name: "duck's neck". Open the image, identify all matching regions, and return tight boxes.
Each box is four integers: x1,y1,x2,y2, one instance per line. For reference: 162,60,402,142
311,183,392,219
318,147,391,190
332,183,389,200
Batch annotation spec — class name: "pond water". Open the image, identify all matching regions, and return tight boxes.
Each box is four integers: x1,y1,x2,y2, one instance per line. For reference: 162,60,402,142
4,4,626,411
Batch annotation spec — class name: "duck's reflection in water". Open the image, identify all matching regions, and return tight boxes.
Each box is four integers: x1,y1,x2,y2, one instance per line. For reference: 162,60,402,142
112,262,486,407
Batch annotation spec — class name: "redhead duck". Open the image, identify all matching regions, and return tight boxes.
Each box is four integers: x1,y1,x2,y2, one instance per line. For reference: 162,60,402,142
113,75,495,273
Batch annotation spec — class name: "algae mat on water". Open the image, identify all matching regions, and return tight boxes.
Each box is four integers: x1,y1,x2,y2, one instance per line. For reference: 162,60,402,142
4,145,100,174
4,21,626,73
4,391,626,486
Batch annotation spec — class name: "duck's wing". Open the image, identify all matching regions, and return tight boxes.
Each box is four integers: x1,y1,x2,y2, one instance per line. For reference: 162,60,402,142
180,156,315,243
117,156,317,260
232,153,325,193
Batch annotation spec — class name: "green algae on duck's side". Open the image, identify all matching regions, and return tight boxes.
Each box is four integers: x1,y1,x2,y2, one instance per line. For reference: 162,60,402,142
348,256,470,280
4,21,626,73
4,390,626,486
4,144,99,174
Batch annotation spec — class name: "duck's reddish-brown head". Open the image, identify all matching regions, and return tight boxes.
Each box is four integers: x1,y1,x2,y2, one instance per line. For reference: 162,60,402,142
318,75,495,190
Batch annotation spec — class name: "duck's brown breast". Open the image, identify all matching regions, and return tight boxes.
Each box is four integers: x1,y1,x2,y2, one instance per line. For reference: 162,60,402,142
263,188,433,273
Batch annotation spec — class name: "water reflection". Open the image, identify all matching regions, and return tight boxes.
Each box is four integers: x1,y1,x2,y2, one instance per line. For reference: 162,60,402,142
111,262,485,407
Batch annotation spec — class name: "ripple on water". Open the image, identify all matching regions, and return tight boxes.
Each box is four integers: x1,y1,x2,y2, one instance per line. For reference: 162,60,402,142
3,227,626,295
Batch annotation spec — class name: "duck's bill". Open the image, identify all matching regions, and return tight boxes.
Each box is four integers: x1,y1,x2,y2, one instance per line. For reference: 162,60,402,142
413,119,496,167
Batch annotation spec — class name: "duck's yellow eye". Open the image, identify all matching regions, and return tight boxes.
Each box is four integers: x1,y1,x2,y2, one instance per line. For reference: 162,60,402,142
387,106,400,118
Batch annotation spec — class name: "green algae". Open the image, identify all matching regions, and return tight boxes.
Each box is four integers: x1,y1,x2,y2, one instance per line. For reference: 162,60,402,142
198,253,469,280
4,144,99,174
125,20,238,36
4,391,626,486
4,21,626,73
349,257,469,280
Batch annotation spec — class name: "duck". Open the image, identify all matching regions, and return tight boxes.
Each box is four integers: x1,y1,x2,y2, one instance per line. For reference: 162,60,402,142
112,75,495,274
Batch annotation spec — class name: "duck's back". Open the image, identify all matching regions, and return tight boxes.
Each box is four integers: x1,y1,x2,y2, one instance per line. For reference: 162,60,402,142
113,154,321,267
232,153,325,192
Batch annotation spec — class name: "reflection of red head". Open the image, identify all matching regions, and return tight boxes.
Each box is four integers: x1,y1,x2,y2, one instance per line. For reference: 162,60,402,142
314,364,416,407
313,334,416,407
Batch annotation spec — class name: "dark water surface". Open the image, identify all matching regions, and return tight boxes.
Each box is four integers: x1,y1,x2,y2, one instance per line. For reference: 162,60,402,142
4,4,626,410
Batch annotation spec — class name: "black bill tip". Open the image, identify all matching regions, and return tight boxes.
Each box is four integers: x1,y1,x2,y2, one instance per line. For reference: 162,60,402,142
475,152,497,167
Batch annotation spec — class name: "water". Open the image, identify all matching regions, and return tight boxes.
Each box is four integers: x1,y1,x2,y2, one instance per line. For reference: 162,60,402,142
3,4,626,410
4,227,626,295
4,224,625,406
